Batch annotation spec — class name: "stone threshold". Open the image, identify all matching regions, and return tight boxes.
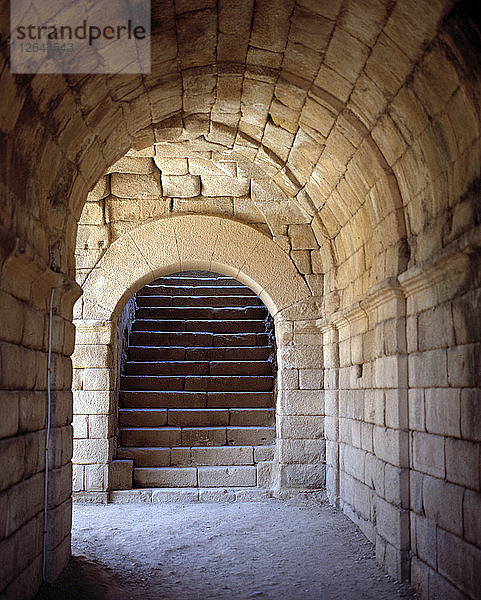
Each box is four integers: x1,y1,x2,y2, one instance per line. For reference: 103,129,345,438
73,487,328,505
73,488,273,504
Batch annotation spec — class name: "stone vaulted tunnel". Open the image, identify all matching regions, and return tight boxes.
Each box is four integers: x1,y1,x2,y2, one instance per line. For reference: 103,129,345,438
0,0,480,599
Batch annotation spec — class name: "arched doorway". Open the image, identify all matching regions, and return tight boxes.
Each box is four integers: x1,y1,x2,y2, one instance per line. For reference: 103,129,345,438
112,269,276,497
72,214,324,501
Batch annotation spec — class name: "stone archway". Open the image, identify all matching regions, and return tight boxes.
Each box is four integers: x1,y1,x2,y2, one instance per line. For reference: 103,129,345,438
72,214,327,500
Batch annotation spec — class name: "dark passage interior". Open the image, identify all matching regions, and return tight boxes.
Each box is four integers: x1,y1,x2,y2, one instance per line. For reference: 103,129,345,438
115,271,276,490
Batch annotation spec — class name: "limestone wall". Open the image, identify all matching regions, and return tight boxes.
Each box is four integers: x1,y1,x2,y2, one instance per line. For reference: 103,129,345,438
0,236,81,595
0,0,480,598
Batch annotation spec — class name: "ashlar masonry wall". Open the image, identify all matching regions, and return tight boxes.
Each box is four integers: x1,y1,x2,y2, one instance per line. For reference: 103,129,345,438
72,214,325,499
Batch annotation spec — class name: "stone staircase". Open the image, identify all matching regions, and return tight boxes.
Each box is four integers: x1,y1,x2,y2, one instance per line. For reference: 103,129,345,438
114,271,275,494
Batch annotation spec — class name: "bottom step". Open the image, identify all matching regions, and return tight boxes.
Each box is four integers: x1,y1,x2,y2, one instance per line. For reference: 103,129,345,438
110,487,272,504
134,465,265,488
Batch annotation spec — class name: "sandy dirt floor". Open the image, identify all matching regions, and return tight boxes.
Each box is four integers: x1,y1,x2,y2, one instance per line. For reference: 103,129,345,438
35,495,416,600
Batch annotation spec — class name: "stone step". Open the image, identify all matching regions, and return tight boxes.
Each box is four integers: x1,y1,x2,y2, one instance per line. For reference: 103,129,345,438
117,271,275,491
121,426,275,447
127,345,272,362
124,360,272,376
133,465,258,488
129,331,270,347
109,487,272,503
119,408,275,428
132,319,266,333
206,391,274,408
136,306,266,320
121,375,273,392
140,285,257,296
117,444,275,467
120,391,207,408
137,295,263,308
124,361,210,376
120,390,274,409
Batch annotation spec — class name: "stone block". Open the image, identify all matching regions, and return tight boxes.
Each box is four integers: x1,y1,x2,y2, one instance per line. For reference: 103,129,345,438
278,439,325,464
72,439,111,465
412,432,445,478
445,438,479,489
71,344,110,369
373,355,406,388
461,388,481,441
0,392,19,439
365,453,385,497
383,389,406,430
373,426,408,468
277,368,299,390
0,436,25,491
109,490,152,503
152,488,198,503
227,426,274,446
408,350,448,387
408,389,425,431
84,463,108,491
229,409,273,427
437,529,481,599
82,368,111,391
384,464,409,508
340,443,365,480
5,473,44,537
278,463,325,489
110,171,161,199
448,344,480,387
135,467,197,488
23,431,45,478
107,157,154,174
417,304,455,351
188,446,253,466
278,390,324,416
168,409,229,427
106,197,168,222
73,491,108,503
181,427,226,447
254,446,275,462
423,475,463,536
197,465,257,487
162,174,201,197
72,464,84,492
235,488,272,501
87,176,110,201
278,415,324,439
153,156,189,175
257,461,272,487
290,250,312,274
173,196,234,216
73,391,114,415
200,175,249,197
279,345,322,369
375,496,409,550
413,513,437,569
72,414,88,439
464,490,481,547
198,488,236,502
288,224,318,249
324,27,369,84
109,460,133,491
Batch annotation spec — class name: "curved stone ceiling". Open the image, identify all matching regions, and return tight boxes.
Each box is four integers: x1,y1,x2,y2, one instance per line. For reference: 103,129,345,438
1,0,479,308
